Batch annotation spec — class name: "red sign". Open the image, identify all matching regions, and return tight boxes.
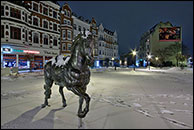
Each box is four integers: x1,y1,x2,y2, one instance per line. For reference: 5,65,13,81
23,50,40,54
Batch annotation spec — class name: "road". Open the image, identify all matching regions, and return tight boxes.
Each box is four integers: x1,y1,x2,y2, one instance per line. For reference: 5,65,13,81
1,68,193,129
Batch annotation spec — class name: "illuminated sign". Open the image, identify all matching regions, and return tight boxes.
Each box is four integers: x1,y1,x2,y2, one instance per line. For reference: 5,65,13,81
2,47,40,54
159,27,181,42
23,50,40,54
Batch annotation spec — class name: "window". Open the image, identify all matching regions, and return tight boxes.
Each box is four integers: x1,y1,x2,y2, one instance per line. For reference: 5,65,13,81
67,31,71,40
43,35,49,45
68,44,71,50
43,20,48,29
64,20,67,24
33,2,38,12
62,30,66,39
33,17,38,26
73,24,77,30
1,25,4,38
99,42,101,46
1,6,4,16
33,33,39,44
53,37,57,46
25,13,27,22
64,10,67,16
10,26,21,40
53,24,57,31
78,26,81,32
99,50,101,55
67,20,71,25
10,7,21,19
43,7,48,15
53,11,57,18
63,43,66,51
25,30,28,42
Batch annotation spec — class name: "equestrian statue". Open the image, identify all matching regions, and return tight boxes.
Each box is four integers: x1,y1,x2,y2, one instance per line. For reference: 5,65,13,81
41,31,95,118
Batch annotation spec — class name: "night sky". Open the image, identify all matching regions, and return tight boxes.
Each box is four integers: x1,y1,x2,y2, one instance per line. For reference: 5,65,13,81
58,1,193,56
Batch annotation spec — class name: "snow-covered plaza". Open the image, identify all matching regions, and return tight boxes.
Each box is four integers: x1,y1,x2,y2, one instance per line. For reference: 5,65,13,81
1,67,193,129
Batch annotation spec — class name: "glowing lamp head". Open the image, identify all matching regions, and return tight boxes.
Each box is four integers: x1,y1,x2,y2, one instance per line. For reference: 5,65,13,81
155,57,159,61
148,55,151,59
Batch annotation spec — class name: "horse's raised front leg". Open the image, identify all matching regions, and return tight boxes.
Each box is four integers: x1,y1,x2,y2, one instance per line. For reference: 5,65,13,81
59,86,67,107
70,86,90,118
41,78,53,108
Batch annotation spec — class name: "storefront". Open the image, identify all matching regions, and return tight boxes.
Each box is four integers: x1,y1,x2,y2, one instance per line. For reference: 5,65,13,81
1,45,59,70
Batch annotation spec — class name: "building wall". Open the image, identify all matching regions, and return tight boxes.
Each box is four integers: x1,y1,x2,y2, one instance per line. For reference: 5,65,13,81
60,3,73,56
1,1,60,69
139,21,182,65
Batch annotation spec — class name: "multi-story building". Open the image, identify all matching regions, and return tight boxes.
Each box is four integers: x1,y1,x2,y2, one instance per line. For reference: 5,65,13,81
98,23,118,66
1,1,61,70
60,3,73,56
138,21,182,66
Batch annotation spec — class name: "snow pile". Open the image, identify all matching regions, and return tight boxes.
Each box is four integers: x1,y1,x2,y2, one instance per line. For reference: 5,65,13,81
81,31,92,39
48,55,70,67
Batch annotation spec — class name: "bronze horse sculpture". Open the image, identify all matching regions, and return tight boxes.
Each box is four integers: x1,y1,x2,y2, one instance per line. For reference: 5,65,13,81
41,32,95,118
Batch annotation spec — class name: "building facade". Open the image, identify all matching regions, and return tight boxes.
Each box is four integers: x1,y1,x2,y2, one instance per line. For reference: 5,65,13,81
1,1,119,70
60,3,73,56
138,21,182,66
98,23,118,66
1,1,61,70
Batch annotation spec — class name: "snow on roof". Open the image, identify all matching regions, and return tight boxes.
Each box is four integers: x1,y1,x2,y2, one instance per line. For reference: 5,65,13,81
48,55,70,67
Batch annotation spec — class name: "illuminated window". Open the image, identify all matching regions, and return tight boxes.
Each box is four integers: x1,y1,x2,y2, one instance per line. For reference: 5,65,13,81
10,26,21,40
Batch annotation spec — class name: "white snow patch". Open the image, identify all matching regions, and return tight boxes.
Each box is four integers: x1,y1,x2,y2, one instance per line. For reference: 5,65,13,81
48,55,70,67
161,110,174,115
133,103,142,107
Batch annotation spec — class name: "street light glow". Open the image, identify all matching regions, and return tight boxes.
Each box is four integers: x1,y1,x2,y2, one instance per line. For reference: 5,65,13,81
132,50,137,56
148,55,151,59
155,57,159,61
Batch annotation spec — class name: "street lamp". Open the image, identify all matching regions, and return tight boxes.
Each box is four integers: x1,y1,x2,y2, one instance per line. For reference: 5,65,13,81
155,57,159,67
147,54,151,70
131,49,137,71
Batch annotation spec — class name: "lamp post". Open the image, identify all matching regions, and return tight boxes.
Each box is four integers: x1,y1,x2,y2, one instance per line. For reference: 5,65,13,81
155,57,159,67
132,49,137,71
147,54,151,70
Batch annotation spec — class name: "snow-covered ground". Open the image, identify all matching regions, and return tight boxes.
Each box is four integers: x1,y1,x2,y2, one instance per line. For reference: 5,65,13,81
1,67,193,129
